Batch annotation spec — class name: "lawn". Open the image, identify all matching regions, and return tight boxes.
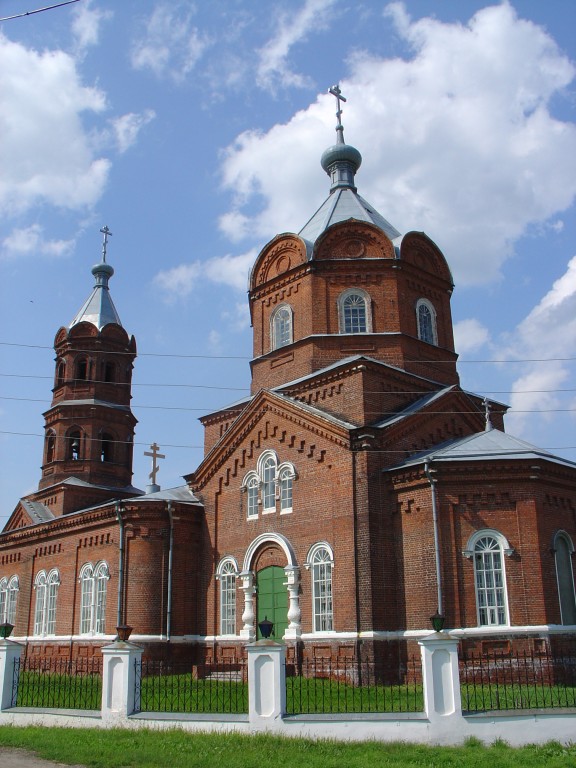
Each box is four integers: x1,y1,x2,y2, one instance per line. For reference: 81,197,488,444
0,727,574,768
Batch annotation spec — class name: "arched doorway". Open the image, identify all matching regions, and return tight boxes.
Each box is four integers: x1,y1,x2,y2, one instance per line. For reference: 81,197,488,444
256,565,288,640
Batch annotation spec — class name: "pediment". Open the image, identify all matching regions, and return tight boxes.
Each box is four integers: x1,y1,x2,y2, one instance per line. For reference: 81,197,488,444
2,503,35,533
249,234,308,291
399,231,453,284
189,389,351,490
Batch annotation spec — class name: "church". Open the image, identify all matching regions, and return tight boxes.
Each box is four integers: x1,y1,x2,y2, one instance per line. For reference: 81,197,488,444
1,93,575,665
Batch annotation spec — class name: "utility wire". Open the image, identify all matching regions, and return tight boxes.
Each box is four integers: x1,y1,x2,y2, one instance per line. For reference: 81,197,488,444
0,0,80,22
2,341,575,365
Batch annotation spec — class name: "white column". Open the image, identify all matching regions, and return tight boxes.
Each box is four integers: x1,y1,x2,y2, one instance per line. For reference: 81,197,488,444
283,565,301,639
247,641,286,727
0,639,23,710
418,632,462,720
101,640,143,721
239,571,256,641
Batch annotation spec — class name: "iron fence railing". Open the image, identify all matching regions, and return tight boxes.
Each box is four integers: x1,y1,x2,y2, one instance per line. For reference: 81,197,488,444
460,648,576,712
285,656,423,714
134,659,248,714
12,656,102,709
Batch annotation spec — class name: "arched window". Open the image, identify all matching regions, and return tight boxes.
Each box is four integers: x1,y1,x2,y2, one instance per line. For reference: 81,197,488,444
307,543,334,632
100,432,114,462
338,289,371,334
416,299,437,345
554,531,576,625
243,472,259,519
55,360,65,387
0,576,18,625
75,357,89,381
278,463,295,514
67,429,82,461
466,530,511,627
271,304,293,350
104,361,116,382
258,451,277,513
34,569,59,636
79,561,109,635
217,559,238,636
45,430,56,464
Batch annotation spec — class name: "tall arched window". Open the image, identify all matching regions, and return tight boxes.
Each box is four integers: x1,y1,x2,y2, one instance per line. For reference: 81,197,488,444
55,360,65,387
217,559,238,636
45,430,56,464
307,543,334,632
466,530,511,627
554,531,576,625
79,561,109,635
278,463,295,514
67,429,82,461
34,569,59,636
0,576,18,625
271,305,293,350
100,432,114,462
75,357,89,381
104,361,116,382
259,451,277,513
338,289,371,334
416,299,437,345
243,472,259,519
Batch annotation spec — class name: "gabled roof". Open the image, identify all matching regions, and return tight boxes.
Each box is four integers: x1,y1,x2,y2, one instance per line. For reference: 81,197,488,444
373,386,458,428
385,429,576,472
20,500,54,524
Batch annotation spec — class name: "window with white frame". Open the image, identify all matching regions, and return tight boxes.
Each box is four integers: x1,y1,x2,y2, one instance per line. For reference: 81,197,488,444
217,559,238,636
242,451,296,519
307,543,334,632
79,561,109,634
466,530,511,627
554,531,576,625
416,299,437,345
338,289,371,334
34,569,60,636
260,452,277,512
0,576,18,625
271,304,293,350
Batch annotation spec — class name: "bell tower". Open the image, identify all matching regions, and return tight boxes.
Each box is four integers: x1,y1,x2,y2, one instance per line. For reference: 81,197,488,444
38,227,138,498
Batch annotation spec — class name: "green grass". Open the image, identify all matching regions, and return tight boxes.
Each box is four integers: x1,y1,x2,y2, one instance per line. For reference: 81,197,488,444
0,727,575,768
286,676,423,713
15,670,102,710
139,675,248,714
461,683,576,712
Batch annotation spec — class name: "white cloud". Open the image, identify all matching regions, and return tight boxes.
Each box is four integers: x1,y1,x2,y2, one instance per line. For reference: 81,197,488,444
1,224,75,261
111,110,156,153
453,319,490,355
72,0,113,53
154,249,257,302
256,0,338,90
0,32,110,217
131,3,210,82
218,3,576,286
503,255,576,435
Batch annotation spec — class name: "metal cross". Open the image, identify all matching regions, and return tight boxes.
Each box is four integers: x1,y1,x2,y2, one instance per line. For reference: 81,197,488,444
144,442,166,484
328,84,347,131
100,225,113,263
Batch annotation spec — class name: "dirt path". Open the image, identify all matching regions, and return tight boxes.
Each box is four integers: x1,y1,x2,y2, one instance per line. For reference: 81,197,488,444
0,748,87,768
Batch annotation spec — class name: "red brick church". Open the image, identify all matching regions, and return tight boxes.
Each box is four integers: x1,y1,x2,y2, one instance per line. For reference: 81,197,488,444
1,99,575,663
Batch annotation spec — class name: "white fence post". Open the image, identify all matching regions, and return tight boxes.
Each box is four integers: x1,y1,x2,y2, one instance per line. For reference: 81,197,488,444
0,638,23,710
101,639,143,722
246,641,286,727
418,632,462,721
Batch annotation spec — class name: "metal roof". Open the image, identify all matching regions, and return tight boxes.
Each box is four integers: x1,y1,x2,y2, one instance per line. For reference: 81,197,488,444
299,188,401,247
20,500,54,524
70,261,122,330
385,429,576,472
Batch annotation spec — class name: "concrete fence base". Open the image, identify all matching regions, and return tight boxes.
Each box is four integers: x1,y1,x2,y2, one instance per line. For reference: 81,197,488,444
1,633,574,746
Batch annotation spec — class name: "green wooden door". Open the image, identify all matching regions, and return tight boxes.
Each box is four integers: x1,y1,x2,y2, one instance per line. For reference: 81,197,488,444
257,566,288,640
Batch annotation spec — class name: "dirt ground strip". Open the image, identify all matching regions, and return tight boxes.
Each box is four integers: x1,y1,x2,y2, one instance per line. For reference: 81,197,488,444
0,748,87,768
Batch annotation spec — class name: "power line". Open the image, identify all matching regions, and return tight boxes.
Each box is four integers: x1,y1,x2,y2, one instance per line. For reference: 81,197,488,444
2,341,575,365
0,0,80,22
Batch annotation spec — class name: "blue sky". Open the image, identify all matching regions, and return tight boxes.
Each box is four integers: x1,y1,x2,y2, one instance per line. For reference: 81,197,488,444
1,0,575,528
